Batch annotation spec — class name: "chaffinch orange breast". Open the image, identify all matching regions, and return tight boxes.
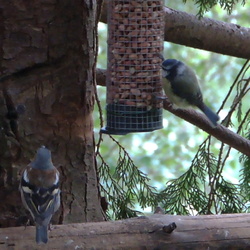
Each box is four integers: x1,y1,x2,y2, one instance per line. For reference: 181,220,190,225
20,146,60,244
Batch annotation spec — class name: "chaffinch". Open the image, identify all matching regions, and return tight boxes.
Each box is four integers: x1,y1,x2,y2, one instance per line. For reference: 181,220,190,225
20,146,60,244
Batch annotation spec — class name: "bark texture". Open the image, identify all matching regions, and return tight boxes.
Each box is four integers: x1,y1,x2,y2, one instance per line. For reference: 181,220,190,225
0,213,250,249
0,0,104,227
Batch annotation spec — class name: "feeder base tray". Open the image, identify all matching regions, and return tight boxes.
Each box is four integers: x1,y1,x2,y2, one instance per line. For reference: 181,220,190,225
101,104,163,135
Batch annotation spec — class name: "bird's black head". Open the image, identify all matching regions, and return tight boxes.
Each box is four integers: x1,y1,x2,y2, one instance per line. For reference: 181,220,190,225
162,59,183,81
162,59,179,70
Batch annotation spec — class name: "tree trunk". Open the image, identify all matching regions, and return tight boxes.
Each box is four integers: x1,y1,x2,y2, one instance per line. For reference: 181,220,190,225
0,0,104,227
0,213,250,249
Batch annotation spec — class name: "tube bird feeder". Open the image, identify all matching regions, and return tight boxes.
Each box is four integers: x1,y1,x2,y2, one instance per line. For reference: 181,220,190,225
101,0,164,135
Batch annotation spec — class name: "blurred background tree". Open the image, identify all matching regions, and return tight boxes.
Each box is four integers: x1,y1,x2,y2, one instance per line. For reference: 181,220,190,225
95,0,249,219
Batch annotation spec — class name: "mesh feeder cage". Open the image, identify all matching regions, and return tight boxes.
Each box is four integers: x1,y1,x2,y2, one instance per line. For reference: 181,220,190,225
101,0,164,135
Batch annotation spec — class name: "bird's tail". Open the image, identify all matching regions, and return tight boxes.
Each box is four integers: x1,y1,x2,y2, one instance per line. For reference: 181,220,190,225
201,104,220,127
36,225,48,244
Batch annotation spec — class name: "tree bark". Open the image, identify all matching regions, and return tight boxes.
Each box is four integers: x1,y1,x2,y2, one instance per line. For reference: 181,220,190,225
100,1,250,59
0,0,104,227
0,213,250,249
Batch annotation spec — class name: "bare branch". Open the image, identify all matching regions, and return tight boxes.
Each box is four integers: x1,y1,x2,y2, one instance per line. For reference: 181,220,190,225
162,7,250,59
162,101,250,157
100,1,250,59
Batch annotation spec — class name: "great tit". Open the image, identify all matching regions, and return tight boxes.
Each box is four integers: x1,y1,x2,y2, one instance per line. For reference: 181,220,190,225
161,59,219,127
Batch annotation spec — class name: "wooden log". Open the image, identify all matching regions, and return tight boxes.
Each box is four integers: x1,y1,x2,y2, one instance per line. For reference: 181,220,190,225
1,213,250,249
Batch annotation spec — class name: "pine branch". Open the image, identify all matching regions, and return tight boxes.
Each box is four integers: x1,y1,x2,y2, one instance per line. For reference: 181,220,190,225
188,0,246,17
239,132,250,206
97,135,159,219
95,55,249,218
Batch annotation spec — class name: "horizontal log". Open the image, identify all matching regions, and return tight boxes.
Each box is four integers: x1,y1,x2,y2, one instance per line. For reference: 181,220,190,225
1,213,250,249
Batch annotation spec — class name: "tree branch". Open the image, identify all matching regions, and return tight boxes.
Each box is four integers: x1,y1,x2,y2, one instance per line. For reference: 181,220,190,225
100,2,250,59
1,213,250,249
96,68,250,157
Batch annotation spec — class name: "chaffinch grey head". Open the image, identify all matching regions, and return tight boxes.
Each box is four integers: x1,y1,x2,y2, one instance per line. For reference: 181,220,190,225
20,146,60,244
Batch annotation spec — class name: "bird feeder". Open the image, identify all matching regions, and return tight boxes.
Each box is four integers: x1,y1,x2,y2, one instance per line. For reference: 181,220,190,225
101,0,164,135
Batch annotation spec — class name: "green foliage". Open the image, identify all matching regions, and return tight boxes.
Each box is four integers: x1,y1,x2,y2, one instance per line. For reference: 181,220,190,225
97,135,159,219
95,59,249,219
182,0,246,16
158,141,213,215
240,132,250,206
157,61,249,215
216,179,244,213
96,1,250,219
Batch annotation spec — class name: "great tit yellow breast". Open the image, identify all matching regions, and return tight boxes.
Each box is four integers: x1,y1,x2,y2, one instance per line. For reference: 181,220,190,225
162,77,191,108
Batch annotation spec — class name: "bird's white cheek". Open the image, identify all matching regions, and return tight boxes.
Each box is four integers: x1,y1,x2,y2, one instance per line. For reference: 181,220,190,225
162,70,169,78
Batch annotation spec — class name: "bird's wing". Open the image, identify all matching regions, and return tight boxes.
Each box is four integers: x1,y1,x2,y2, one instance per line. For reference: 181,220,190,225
20,177,60,224
171,66,203,107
